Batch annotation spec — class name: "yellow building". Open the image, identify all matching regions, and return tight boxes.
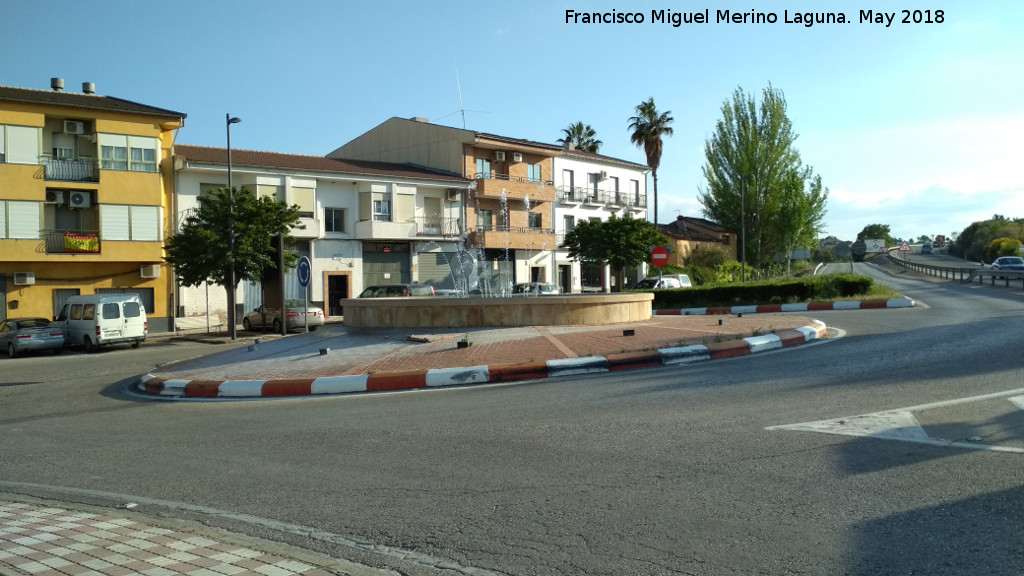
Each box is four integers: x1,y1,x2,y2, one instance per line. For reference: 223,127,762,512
0,80,185,332
658,215,738,266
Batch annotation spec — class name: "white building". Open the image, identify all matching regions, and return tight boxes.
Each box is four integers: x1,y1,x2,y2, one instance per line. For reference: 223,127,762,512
552,147,650,293
172,145,470,322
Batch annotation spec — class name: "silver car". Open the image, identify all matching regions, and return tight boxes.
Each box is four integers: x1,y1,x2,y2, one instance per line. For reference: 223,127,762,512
242,299,326,332
0,318,65,357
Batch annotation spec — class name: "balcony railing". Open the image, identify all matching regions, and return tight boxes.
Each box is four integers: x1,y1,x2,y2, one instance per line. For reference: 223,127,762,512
470,172,554,186
43,230,101,254
555,186,647,208
41,157,99,183
412,216,461,237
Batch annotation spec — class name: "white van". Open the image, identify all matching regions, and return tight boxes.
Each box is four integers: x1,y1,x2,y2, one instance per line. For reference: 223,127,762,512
55,294,148,352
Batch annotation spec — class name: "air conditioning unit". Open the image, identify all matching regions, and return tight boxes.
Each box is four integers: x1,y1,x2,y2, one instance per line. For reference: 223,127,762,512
45,190,65,205
512,152,523,163
140,264,161,279
64,120,86,135
445,189,460,202
68,191,91,209
494,151,506,161
13,272,36,286
599,171,609,180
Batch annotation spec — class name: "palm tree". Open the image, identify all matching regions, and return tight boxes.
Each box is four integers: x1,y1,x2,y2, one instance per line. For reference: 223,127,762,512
628,98,674,225
557,121,602,153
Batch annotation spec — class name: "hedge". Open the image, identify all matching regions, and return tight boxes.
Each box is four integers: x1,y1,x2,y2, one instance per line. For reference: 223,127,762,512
641,274,874,309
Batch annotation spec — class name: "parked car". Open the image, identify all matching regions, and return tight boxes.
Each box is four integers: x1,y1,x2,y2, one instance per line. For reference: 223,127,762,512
992,256,1024,271
628,274,692,290
0,318,65,357
512,282,559,295
358,284,436,297
242,299,326,332
54,293,147,352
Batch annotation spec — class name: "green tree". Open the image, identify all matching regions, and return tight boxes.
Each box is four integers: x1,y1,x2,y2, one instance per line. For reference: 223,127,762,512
698,85,827,272
165,186,303,328
986,237,1023,261
856,224,894,246
557,121,602,153
560,213,669,291
628,98,674,225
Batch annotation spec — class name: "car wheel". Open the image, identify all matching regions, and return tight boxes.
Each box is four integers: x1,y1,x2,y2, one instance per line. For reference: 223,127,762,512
131,341,141,349
83,337,94,353
7,343,16,358
243,317,252,331
309,325,318,331
272,319,282,333
52,347,64,355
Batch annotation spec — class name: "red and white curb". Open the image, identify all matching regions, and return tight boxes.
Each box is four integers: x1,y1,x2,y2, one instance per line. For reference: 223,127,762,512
136,321,827,399
653,297,915,316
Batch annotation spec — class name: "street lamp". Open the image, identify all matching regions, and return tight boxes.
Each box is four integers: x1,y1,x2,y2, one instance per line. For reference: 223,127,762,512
740,176,746,282
226,114,241,340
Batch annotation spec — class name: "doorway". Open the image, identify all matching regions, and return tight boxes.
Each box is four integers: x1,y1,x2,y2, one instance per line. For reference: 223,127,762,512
327,273,350,317
558,265,572,294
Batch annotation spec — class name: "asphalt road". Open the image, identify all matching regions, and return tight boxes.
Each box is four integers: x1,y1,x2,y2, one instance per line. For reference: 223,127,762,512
2,262,1023,575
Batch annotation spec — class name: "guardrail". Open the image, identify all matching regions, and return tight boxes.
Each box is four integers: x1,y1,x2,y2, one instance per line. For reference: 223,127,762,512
887,253,1024,290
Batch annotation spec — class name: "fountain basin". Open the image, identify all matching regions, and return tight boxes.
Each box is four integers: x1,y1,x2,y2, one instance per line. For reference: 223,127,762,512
340,293,654,329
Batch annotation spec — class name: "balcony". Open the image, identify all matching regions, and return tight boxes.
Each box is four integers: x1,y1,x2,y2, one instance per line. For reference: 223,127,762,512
41,157,99,183
43,230,101,254
467,226,557,251
412,216,461,238
355,219,417,240
472,173,556,203
556,186,647,209
293,216,322,239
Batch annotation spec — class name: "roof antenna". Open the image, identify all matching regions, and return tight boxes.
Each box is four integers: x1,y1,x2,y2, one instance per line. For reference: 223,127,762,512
456,66,466,129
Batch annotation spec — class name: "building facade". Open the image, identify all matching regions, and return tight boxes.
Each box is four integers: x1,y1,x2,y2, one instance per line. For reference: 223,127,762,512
658,215,738,266
0,80,185,330
173,145,470,321
330,117,653,293
552,147,649,292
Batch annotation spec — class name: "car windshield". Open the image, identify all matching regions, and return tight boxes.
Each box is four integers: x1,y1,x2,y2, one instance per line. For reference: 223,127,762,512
1000,257,1024,265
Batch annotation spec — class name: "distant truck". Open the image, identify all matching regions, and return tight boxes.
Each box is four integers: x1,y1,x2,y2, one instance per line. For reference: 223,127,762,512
933,235,946,248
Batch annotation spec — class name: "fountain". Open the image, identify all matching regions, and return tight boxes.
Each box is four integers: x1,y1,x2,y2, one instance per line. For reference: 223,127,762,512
338,181,652,329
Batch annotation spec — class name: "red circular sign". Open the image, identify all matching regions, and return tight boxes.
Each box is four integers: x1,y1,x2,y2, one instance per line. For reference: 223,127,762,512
650,246,670,268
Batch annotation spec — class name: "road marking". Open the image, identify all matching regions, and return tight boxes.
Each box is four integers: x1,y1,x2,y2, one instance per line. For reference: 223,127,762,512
767,387,1024,454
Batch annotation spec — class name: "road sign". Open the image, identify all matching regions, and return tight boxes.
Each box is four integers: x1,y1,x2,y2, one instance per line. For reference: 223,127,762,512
866,238,886,253
650,246,670,268
899,241,912,253
296,256,311,288
851,241,867,256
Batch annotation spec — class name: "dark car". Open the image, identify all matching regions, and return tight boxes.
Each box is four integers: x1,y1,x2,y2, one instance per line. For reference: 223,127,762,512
358,284,436,298
0,318,65,357
991,256,1024,271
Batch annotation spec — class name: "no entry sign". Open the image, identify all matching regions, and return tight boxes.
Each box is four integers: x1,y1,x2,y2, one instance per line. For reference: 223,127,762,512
650,245,670,268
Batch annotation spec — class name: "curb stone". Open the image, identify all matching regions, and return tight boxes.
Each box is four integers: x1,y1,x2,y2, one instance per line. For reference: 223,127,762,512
136,321,827,399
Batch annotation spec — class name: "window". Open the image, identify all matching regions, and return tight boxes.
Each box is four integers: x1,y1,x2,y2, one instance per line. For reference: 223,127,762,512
1,125,41,164
475,158,491,179
325,208,346,233
563,215,575,232
99,205,162,242
82,304,95,321
610,176,620,202
631,179,640,204
130,147,156,172
372,200,391,222
477,209,492,231
527,164,542,182
258,185,285,202
98,134,158,172
529,213,542,229
101,303,121,320
588,173,600,200
291,187,315,217
101,145,128,170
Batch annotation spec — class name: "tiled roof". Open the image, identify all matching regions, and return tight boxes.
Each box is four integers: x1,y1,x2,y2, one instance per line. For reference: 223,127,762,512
659,216,733,241
175,145,468,183
0,85,185,119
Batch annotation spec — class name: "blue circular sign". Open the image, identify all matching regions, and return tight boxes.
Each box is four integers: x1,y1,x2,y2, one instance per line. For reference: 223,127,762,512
296,256,311,288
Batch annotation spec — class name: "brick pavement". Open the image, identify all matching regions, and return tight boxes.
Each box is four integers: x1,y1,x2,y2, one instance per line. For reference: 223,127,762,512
0,500,348,576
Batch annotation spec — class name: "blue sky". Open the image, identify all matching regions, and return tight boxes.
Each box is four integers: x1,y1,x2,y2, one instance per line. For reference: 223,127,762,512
4,0,1022,241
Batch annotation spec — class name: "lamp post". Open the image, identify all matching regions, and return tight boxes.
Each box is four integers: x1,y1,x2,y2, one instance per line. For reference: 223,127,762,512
226,114,241,340
740,176,746,282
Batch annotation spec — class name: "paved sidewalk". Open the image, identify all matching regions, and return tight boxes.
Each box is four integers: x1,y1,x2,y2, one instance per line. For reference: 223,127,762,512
0,499,376,576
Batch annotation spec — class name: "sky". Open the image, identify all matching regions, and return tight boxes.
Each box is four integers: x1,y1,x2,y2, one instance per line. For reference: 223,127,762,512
4,0,1022,241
